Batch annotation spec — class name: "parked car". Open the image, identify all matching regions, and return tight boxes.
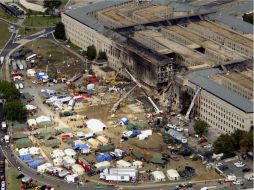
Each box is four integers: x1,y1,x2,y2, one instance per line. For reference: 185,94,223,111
216,163,223,167
234,161,245,168
242,168,251,173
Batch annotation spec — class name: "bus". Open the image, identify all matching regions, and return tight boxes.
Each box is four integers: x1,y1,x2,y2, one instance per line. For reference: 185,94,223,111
26,54,37,62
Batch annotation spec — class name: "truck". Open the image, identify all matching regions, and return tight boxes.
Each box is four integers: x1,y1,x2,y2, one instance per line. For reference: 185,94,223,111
16,60,24,70
4,135,10,143
0,57,4,65
1,121,6,130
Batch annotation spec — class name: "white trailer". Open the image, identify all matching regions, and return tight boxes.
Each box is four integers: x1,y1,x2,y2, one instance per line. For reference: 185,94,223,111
104,174,130,182
15,83,19,89
67,99,75,110
12,60,17,71
0,56,4,65
4,135,10,143
21,60,27,69
16,60,24,70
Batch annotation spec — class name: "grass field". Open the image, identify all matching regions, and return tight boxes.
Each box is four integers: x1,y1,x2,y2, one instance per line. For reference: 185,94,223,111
0,23,11,50
23,16,60,27
18,15,60,37
0,7,18,23
5,163,20,190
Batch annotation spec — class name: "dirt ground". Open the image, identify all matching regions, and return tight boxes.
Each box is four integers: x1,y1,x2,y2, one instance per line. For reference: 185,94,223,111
22,39,83,79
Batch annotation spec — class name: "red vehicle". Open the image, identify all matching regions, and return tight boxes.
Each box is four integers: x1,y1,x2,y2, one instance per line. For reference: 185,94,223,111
198,137,207,144
78,158,91,171
11,72,23,77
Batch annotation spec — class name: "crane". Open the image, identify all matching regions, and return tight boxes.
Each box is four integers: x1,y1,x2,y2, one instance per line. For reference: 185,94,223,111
185,87,201,121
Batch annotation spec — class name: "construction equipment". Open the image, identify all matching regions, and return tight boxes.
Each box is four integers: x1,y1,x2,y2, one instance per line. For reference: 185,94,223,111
185,87,201,121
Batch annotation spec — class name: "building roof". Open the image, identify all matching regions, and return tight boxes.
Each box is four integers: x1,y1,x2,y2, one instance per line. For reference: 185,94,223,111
206,1,253,34
187,69,254,113
100,66,114,73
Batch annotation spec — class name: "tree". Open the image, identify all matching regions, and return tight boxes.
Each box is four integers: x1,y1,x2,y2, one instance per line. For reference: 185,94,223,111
98,51,107,61
0,80,20,101
43,0,62,12
213,134,234,153
3,100,27,122
193,120,209,136
231,129,245,150
53,22,66,40
240,130,253,152
243,13,253,24
86,45,96,60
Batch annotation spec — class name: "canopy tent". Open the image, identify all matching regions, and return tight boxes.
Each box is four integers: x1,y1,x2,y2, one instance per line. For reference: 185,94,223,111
96,136,109,145
15,138,32,148
13,134,28,140
167,169,180,181
148,157,166,165
36,116,52,127
86,119,107,133
97,144,114,153
44,139,60,148
151,171,166,182
131,151,144,160
27,119,37,127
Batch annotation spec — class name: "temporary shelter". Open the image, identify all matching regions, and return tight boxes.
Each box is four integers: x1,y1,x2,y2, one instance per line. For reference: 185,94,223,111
27,119,37,127
73,140,85,146
27,69,36,77
87,138,101,149
36,116,52,127
119,117,128,125
72,164,85,175
27,157,45,169
97,144,114,152
132,161,143,169
86,119,107,133
19,148,29,156
149,157,166,165
96,153,112,162
29,147,40,155
64,148,77,158
166,169,180,181
108,167,137,178
94,161,111,171
151,171,166,182
96,136,109,145
15,138,32,148
36,72,48,81
131,151,144,160
64,174,78,183
37,163,53,173
116,160,132,168
63,156,76,169
44,139,60,148
26,105,37,111
13,134,28,140
53,158,63,166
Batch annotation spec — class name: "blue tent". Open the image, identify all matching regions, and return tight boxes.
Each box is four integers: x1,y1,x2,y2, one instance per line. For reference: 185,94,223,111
73,144,89,150
20,154,32,161
130,130,141,138
96,153,112,162
28,159,45,169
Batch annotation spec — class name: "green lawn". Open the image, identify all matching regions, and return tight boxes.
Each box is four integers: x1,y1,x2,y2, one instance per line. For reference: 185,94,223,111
0,23,11,49
0,7,18,23
23,16,60,27
18,16,60,37
5,163,21,190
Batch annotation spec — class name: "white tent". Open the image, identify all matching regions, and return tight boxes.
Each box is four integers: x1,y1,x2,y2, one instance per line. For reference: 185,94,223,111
151,171,166,182
53,158,63,166
73,140,85,146
37,163,53,173
51,149,65,159
26,105,37,111
96,135,109,145
132,161,143,169
72,164,85,175
36,116,51,124
86,119,107,133
64,148,77,158
87,138,101,149
27,69,36,77
63,156,76,169
19,148,29,156
94,161,111,170
116,160,132,168
29,147,40,155
167,169,180,181
27,119,37,127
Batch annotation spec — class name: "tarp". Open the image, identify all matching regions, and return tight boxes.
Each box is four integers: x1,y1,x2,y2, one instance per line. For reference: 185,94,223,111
15,138,32,148
132,151,144,159
73,144,89,150
149,157,166,165
20,154,32,161
97,144,115,153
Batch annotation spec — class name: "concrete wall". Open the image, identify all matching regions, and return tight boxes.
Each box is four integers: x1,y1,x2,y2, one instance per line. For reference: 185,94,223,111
19,0,46,12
